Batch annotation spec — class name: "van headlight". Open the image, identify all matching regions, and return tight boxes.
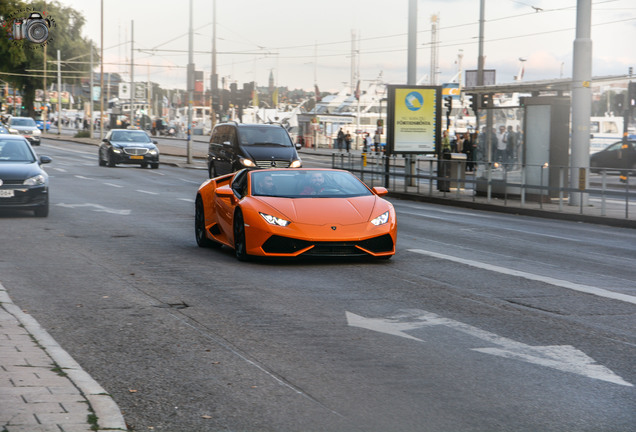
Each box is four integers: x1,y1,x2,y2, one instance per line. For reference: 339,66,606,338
239,157,256,168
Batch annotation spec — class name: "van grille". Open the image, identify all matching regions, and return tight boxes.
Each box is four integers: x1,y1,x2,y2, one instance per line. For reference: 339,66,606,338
254,160,291,169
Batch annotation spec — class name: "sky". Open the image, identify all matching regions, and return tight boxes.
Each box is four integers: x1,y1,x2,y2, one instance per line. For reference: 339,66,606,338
52,0,636,93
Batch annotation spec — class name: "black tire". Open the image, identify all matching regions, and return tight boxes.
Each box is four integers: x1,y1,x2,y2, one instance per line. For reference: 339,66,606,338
98,149,106,166
151,162,159,169
107,151,116,167
195,196,219,248
233,209,250,261
34,198,49,217
141,162,148,168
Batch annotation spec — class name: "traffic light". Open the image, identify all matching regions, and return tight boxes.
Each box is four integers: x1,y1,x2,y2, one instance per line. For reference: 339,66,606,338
629,82,636,109
470,95,479,113
616,93,624,111
444,96,452,117
482,94,491,108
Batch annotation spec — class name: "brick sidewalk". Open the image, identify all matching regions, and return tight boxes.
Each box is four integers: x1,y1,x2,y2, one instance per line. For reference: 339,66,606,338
0,285,126,432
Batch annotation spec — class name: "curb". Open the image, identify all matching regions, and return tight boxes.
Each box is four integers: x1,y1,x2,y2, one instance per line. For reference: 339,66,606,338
0,285,127,431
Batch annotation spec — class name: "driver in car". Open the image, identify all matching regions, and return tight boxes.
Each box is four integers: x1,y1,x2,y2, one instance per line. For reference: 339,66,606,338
300,172,325,195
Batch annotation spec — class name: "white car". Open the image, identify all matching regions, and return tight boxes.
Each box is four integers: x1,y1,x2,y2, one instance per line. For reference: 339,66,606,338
8,117,42,146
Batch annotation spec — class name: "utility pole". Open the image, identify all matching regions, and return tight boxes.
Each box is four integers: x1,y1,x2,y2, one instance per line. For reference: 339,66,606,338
210,0,217,130
570,0,592,206
56,50,61,136
100,0,104,138
407,0,417,85
130,20,135,130
187,0,194,164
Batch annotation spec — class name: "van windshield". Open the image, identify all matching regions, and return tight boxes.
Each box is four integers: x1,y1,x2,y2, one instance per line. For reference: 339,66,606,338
239,126,292,147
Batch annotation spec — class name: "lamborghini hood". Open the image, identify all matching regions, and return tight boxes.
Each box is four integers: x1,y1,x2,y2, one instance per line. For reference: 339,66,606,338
255,195,384,226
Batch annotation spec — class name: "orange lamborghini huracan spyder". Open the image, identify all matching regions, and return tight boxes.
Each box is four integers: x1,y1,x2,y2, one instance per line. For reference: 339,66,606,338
195,168,397,261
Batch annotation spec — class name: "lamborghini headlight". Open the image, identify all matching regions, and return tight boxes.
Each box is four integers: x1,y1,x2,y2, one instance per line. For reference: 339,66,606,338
370,211,389,226
259,212,291,227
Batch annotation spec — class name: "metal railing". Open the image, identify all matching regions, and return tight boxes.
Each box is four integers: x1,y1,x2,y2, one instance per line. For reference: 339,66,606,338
332,152,635,220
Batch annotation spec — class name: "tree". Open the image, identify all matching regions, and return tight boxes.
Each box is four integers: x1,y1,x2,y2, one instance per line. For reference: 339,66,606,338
0,0,97,117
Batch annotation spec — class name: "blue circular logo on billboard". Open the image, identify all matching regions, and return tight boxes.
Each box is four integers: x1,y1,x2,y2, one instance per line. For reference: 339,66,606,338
405,91,424,111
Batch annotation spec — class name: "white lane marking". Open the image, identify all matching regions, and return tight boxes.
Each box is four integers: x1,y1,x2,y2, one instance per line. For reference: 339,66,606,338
104,182,123,188
179,198,194,203
56,203,131,215
409,249,636,305
347,310,633,387
399,209,583,243
136,190,159,195
52,167,67,172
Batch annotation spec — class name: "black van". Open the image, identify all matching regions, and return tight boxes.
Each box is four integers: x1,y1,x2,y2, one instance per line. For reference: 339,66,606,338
207,122,302,178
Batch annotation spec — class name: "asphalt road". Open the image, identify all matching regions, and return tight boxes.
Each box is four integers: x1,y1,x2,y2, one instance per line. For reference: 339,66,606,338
0,138,634,431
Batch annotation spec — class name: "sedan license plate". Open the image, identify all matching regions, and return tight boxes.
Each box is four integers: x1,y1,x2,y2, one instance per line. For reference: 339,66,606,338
130,155,144,160
0,189,15,198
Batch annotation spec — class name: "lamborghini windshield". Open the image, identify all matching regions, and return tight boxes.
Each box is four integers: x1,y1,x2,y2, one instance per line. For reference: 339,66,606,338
250,170,373,198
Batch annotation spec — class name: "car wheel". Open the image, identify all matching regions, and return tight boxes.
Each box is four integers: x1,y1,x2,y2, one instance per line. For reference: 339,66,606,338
34,199,49,217
208,163,217,179
233,209,250,261
151,162,159,169
141,162,148,168
195,196,220,248
107,151,116,167
98,149,106,166
590,160,599,174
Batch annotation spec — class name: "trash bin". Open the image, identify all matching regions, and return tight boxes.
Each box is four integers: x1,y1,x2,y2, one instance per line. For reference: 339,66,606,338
438,152,466,191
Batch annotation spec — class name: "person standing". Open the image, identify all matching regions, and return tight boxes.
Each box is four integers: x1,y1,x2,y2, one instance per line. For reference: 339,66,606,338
344,131,353,153
373,130,382,153
363,132,372,153
462,132,476,172
496,125,507,163
337,128,345,152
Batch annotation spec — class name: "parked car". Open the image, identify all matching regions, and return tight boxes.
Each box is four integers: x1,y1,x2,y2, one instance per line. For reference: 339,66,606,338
98,129,160,168
7,116,41,146
195,168,396,261
207,122,302,178
0,134,51,216
590,139,636,173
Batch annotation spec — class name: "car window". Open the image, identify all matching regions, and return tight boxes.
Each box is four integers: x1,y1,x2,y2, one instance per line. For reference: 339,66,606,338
238,126,292,146
0,139,36,162
604,142,623,152
11,118,36,127
231,170,249,198
228,127,237,147
112,131,150,143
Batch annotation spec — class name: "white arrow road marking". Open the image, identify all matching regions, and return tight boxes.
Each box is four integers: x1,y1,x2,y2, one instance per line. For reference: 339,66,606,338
409,249,636,305
56,203,131,215
346,310,632,387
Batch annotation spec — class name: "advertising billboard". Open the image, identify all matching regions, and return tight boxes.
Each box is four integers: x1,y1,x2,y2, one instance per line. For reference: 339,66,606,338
386,85,441,154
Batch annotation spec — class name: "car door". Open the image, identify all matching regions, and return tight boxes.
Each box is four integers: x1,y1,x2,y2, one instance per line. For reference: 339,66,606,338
596,142,622,169
214,170,247,241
